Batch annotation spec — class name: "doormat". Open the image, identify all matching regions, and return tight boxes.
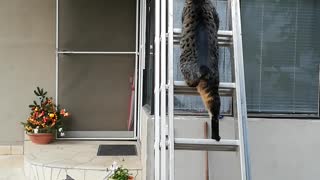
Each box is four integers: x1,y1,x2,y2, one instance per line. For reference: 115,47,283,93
97,145,137,156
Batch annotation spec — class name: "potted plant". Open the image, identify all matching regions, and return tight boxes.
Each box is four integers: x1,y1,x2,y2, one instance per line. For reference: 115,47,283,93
109,166,134,180
21,87,70,144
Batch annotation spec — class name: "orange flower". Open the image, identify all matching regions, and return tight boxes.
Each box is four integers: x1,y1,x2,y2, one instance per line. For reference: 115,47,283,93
28,118,40,126
50,122,56,127
26,126,32,131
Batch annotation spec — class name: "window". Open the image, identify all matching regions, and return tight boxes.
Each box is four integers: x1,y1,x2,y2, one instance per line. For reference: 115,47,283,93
241,0,320,115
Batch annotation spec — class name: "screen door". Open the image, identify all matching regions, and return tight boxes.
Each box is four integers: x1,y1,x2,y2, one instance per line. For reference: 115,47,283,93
56,0,139,139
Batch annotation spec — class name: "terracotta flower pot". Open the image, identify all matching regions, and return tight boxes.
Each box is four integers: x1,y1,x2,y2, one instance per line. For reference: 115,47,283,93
28,133,54,144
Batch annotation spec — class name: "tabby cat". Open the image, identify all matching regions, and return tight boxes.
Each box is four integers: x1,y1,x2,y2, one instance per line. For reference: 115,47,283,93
180,0,221,141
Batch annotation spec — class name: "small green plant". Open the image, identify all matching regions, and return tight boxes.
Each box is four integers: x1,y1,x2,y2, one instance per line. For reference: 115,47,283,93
109,166,132,180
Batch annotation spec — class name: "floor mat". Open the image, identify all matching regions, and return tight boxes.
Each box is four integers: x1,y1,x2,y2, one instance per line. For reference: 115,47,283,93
97,145,137,156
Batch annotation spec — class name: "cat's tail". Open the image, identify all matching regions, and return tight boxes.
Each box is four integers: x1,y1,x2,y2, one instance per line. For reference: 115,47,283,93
197,66,221,141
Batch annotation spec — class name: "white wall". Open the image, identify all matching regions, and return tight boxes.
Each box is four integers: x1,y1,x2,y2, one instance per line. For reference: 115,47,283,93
0,0,55,145
140,107,155,180
176,117,320,180
143,111,320,180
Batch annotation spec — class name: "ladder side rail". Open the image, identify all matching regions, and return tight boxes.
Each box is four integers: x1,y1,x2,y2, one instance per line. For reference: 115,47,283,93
227,0,236,119
231,0,252,180
154,0,161,179
160,0,167,179
167,0,175,179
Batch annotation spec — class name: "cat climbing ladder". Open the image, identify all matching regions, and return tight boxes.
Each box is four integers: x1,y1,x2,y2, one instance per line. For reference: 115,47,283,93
153,0,251,180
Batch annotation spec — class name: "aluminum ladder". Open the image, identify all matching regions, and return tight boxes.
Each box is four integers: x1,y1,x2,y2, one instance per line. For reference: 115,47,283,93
153,0,251,179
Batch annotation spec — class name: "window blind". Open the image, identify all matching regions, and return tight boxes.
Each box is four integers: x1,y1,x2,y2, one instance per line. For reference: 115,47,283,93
241,0,320,114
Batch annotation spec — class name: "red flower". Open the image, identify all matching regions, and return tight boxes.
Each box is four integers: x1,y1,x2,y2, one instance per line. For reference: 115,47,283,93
60,109,66,115
43,117,48,123
33,112,38,119
39,111,44,118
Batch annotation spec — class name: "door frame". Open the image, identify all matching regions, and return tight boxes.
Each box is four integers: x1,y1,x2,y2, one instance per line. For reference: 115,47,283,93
55,0,146,140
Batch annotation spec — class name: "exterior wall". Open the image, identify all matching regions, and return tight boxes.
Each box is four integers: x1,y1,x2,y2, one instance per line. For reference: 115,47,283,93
0,0,55,145
145,114,320,180
176,117,320,180
140,107,154,180
1,1,320,179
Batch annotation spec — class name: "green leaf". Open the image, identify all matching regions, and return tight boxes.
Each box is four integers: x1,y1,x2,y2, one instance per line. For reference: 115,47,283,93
40,88,44,94
34,90,40,96
37,87,41,94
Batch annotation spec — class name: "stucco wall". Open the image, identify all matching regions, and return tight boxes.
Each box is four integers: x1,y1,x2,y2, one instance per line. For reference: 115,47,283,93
175,117,320,180
0,0,55,145
143,112,320,180
140,107,154,180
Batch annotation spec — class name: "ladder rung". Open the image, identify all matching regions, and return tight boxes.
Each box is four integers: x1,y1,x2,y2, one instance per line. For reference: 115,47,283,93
173,28,233,47
174,138,239,151
174,81,235,96
173,28,233,37
174,81,236,89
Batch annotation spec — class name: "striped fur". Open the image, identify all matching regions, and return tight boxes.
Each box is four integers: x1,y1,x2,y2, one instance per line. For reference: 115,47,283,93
180,0,221,141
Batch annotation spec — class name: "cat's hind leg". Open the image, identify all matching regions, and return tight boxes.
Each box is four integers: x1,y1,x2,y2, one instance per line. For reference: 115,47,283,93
210,92,221,141
180,61,202,87
197,79,221,141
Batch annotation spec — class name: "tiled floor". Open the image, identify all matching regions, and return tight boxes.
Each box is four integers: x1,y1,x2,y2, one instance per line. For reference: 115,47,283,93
0,141,142,180
0,155,26,180
24,141,142,180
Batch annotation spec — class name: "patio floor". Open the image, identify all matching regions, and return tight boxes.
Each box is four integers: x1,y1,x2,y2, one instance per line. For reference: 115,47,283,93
24,141,142,180
0,155,25,180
